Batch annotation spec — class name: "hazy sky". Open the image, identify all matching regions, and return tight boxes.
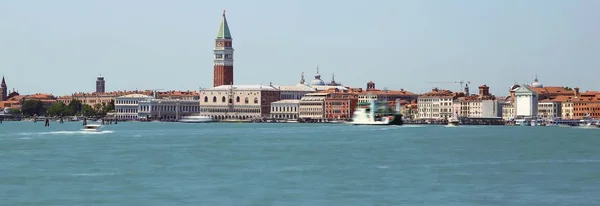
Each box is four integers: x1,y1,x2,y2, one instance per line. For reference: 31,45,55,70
1,0,599,96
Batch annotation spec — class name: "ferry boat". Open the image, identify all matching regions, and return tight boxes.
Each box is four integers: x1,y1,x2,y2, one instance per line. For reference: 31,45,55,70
178,115,214,123
82,124,102,132
447,104,460,126
348,100,403,125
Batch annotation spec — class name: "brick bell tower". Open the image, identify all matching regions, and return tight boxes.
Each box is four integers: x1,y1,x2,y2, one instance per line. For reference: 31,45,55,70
213,10,234,87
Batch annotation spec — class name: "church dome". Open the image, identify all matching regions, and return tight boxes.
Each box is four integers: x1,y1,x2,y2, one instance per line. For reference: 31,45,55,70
310,73,326,86
530,77,543,88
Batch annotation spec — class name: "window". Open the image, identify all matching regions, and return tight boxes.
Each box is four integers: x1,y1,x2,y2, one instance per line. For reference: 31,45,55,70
213,96,217,102
229,98,232,104
245,97,249,104
236,96,240,103
222,96,226,102
254,98,258,104
204,96,208,102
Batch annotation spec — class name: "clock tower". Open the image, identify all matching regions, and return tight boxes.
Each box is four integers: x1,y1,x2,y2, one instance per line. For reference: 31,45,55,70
213,10,234,87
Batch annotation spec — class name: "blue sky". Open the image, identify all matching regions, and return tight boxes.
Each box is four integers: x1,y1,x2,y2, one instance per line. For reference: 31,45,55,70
1,0,599,96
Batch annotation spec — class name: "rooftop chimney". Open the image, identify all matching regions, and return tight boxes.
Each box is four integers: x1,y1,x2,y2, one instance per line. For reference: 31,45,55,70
574,87,580,97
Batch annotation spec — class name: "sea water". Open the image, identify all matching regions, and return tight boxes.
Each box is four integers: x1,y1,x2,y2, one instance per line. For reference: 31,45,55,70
1,122,599,205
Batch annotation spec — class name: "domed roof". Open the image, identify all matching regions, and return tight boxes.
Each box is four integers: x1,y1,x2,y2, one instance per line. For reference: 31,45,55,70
510,84,521,91
310,74,326,86
309,66,326,86
530,77,543,88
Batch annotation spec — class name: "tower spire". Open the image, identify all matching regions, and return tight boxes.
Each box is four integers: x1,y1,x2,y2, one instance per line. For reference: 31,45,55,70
300,72,305,84
1,76,5,85
216,9,232,39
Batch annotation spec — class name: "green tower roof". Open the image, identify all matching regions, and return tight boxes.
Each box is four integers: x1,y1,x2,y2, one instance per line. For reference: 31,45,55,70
216,10,232,39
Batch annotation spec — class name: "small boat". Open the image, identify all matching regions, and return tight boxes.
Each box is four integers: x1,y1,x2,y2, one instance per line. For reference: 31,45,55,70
447,104,460,126
347,100,403,125
82,124,102,132
178,115,214,123
447,119,460,126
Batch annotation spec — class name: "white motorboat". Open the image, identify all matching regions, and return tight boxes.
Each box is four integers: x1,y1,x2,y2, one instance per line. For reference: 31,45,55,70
347,100,403,125
82,124,102,132
447,119,460,126
178,115,214,123
447,104,460,126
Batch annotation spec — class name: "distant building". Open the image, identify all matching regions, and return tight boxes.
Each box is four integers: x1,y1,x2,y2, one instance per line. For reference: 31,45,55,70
96,75,105,93
115,94,154,120
417,88,463,119
1,76,6,101
324,92,358,121
270,100,300,120
455,85,502,118
299,93,327,121
213,10,234,87
513,85,538,118
357,81,418,104
138,99,201,121
199,85,280,120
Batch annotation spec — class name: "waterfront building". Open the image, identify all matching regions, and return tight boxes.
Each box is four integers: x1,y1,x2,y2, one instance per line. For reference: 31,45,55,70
324,92,358,121
561,97,575,119
213,10,234,87
299,93,328,121
199,85,280,120
402,101,418,120
417,88,462,119
138,99,201,121
537,100,561,119
357,81,418,104
513,85,538,118
455,85,502,118
115,94,154,120
501,100,515,120
572,91,600,119
270,100,300,120
96,75,105,93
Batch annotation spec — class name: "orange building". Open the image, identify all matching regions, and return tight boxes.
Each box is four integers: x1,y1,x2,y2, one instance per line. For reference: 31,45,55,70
324,92,358,121
572,92,600,119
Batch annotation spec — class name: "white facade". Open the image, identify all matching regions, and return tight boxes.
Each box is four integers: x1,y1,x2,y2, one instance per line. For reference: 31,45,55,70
270,100,300,120
115,94,154,120
417,96,454,119
537,102,561,120
514,85,538,118
199,85,280,120
138,99,201,121
299,93,327,120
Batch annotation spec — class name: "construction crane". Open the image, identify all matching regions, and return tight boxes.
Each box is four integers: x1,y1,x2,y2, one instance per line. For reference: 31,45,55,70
426,81,471,94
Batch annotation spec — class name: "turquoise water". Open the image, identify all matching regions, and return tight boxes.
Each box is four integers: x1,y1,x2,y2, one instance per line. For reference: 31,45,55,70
1,121,600,205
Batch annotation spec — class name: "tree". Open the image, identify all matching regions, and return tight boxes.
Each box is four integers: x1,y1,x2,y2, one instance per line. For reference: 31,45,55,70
81,104,96,117
46,102,67,116
104,99,115,112
67,99,83,115
8,109,22,115
21,100,45,116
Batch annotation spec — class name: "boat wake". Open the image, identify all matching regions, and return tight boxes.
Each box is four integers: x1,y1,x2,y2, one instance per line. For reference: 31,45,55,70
19,130,114,136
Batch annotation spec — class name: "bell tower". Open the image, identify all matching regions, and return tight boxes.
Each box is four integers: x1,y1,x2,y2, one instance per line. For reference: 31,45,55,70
1,76,7,101
213,10,234,87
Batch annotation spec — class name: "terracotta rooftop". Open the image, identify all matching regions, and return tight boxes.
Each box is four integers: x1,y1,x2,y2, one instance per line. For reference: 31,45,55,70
419,88,457,97
358,89,416,96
